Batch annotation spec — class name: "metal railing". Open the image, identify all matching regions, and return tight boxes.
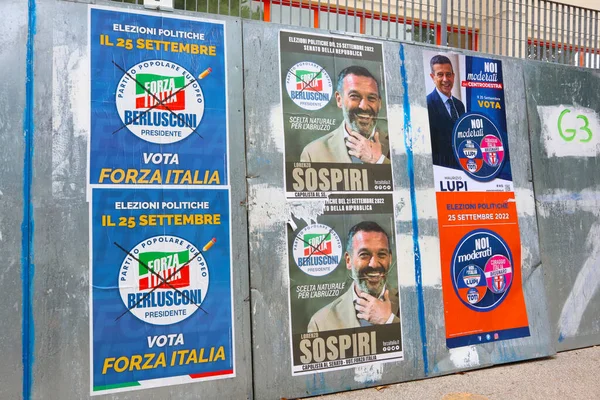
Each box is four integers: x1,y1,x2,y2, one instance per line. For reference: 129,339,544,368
112,0,600,68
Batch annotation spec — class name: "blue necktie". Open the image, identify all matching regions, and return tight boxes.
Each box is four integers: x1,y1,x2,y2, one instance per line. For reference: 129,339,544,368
448,98,459,122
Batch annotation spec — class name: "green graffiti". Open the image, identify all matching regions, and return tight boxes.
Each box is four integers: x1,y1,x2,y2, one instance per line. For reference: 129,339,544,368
558,109,576,141
577,115,593,142
557,108,594,143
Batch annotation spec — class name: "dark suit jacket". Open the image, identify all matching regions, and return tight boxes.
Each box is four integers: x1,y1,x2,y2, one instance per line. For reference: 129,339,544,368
426,89,466,169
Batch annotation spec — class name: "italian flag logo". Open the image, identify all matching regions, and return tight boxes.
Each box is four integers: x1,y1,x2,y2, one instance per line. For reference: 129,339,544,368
295,70,324,92
138,250,190,290
303,233,332,256
135,74,186,111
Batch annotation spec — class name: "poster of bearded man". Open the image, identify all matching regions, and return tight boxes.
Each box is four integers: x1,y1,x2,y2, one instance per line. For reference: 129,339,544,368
286,193,404,375
279,30,393,199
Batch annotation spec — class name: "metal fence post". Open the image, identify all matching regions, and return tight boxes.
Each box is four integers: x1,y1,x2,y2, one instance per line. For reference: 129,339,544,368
441,0,448,46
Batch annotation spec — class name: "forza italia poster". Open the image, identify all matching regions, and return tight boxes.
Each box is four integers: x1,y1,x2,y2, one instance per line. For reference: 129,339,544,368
90,188,234,394
89,6,227,187
88,6,233,394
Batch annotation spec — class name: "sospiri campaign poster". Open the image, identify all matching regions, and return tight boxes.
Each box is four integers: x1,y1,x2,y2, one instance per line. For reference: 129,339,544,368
89,6,227,187
286,194,403,375
423,50,530,348
279,30,393,199
90,187,234,394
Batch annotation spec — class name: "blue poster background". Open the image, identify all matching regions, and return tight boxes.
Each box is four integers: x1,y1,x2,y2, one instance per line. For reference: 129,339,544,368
451,229,513,312
89,7,227,185
463,56,512,182
91,187,232,391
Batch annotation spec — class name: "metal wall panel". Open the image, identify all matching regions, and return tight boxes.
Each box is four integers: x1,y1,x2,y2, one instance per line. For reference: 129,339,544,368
524,61,600,352
0,1,27,399
7,1,592,398
30,1,252,399
244,19,554,399
400,45,555,375
243,23,429,399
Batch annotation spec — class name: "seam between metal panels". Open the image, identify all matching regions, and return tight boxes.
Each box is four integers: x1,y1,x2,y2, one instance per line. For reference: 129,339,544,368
22,1,36,399
238,18,258,400
399,44,429,376
520,63,545,276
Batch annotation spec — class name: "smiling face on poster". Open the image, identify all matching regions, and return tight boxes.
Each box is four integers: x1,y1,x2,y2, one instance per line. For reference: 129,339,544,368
279,31,393,199
280,31,404,375
423,51,513,191
286,194,404,375
423,50,530,348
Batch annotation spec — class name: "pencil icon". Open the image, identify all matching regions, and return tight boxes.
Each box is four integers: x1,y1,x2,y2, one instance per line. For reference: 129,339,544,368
202,237,216,252
199,67,212,79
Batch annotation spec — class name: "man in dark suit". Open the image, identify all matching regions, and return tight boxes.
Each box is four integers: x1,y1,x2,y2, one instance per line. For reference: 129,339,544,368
426,55,466,169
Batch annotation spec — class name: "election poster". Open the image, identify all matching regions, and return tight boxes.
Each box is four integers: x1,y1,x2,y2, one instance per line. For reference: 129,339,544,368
422,50,513,192
279,30,393,199
423,50,530,348
89,6,227,187
90,187,234,394
88,6,234,394
286,194,403,374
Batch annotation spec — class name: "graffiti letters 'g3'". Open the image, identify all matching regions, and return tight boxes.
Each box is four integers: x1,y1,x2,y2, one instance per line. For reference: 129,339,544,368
558,108,593,143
